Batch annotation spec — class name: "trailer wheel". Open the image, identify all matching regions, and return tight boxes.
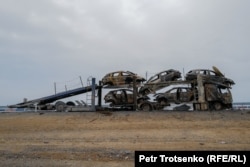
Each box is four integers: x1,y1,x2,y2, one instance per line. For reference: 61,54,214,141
213,102,222,110
55,101,66,112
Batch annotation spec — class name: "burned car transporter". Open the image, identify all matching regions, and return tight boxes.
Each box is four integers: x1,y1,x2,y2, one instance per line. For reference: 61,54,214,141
9,66,235,112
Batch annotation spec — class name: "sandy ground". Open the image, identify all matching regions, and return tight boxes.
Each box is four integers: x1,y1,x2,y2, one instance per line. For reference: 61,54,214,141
0,110,250,166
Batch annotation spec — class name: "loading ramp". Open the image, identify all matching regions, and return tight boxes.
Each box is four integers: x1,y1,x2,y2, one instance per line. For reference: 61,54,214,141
9,84,99,109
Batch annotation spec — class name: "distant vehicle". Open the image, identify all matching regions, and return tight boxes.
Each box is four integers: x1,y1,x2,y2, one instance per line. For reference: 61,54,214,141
104,89,148,109
139,69,181,95
102,71,146,86
154,87,194,105
185,67,235,86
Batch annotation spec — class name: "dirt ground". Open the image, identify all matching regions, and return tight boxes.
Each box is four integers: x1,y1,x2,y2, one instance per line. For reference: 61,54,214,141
0,110,250,167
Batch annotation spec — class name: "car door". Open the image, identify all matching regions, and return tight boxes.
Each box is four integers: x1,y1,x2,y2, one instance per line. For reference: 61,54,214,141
111,72,118,85
160,71,168,81
125,90,134,104
119,72,125,85
122,72,132,84
163,71,173,81
179,88,190,102
115,90,126,104
166,88,178,102
149,75,160,84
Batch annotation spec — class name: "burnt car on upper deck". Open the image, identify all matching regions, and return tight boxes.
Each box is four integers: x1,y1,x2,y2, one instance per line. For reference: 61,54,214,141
102,71,146,86
139,69,181,95
185,67,235,86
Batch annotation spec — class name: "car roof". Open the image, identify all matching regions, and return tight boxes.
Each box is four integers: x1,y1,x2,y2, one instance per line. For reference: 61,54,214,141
106,71,136,75
187,69,214,73
154,69,178,75
147,69,178,81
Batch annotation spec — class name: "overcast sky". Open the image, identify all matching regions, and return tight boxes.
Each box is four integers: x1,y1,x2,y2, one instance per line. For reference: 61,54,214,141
0,0,249,105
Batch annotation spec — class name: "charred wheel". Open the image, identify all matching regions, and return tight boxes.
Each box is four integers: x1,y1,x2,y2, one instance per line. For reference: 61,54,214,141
213,102,222,110
140,102,153,111
55,101,66,112
158,98,168,105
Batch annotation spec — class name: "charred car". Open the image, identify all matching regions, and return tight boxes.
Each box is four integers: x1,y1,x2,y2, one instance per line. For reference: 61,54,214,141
154,87,195,105
102,71,146,86
139,69,181,95
104,89,148,109
185,67,235,86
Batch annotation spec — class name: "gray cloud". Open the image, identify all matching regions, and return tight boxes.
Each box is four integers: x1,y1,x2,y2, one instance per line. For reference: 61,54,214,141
0,0,249,105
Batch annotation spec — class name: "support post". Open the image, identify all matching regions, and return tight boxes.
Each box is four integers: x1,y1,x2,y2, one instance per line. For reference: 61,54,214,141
133,76,137,111
98,81,102,107
197,74,205,103
91,78,96,111
54,82,57,95
79,76,84,87
197,74,208,110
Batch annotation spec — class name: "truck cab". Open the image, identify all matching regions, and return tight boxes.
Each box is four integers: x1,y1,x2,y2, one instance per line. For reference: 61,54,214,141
204,84,232,110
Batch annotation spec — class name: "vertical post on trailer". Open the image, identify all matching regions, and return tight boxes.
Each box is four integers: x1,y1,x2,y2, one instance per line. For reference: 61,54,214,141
197,74,205,103
54,82,57,95
196,74,208,110
91,78,96,111
133,76,137,111
98,81,102,107
79,76,84,87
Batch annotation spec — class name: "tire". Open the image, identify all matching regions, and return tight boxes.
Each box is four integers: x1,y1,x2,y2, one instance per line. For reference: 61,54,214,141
159,98,167,105
214,102,222,110
140,102,152,111
55,101,66,112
